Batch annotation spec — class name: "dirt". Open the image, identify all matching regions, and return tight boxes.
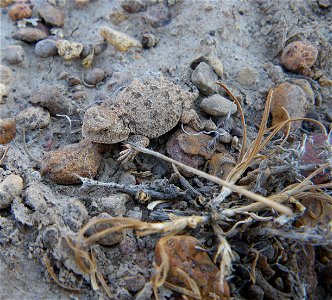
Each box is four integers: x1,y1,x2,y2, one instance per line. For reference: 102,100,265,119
0,0,331,299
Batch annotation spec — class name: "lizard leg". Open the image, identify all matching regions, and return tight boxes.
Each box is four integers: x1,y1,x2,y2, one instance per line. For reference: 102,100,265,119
118,135,150,162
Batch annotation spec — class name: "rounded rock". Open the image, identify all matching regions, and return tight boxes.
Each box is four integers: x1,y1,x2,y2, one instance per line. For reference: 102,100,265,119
41,140,101,184
15,107,51,130
123,275,146,292
0,174,23,209
291,79,315,110
38,3,65,27
63,199,89,232
34,39,58,58
8,3,32,21
142,33,157,49
0,64,12,85
270,82,307,131
56,39,83,60
29,84,72,115
191,62,218,95
84,68,106,85
236,66,259,87
200,94,237,116
13,28,47,43
2,45,24,64
281,41,318,73
121,0,146,13
0,118,16,144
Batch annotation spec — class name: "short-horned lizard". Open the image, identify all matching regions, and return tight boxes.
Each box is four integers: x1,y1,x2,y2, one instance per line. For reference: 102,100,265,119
82,77,202,159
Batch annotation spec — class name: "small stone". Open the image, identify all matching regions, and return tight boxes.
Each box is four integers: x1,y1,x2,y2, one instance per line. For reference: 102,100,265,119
41,140,102,184
0,84,10,102
281,41,318,73
85,213,124,246
34,39,58,58
236,66,259,87
0,64,12,85
121,0,146,13
270,82,307,131
94,41,108,55
29,84,72,115
84,68,106,85
13,28,47,43
291,79,315,110
123,275,146,292
99,26,142,52
266,65,285,83
200,94,237,116
38,3,65,27
8,3,32,21
0,174,23,209
109,10,129,25
118,172,136,186
154,236,230,299
2,45,24,64
0,118,16,144
191,62,218,95
142,33,157,49
62,199,89,231
67,76,81,87
318,0,331,8
15,107,50,130
318,75,332,87
143,3,171,28
56,39,83,60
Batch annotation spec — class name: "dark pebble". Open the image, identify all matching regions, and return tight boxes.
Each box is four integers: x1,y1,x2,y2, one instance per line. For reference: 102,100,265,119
121,0,146,13
84,68,105,85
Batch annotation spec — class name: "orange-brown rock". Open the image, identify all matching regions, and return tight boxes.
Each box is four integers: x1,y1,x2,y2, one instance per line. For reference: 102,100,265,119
8,3,32,21
209,152,235,179
270,83,306,132
0,118,16,144
41,140,101,184
280,41,318,73
155,235,230,300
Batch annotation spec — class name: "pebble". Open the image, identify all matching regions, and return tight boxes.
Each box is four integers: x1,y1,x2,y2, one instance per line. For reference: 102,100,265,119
200,94,237,116
0,174,23,209
0,84,10,103
266,64,285,83
91,194,130,216
191,62,218,95
142,33,157,49
84,68,105,85
280,41,318,73
94,41,108,55
0,64,12,85
85,212,124,246
62,199,89,231
0,118,16,144
13,27,47,43
318,0,331,8
121,0,146,13
291,79,315,110
236,66,259,87
143,3,171,28
2,45,25,64
56,39,84,60
123,275,146,292
67,76,81,87
15,107,50,129
41,140,102,184
8,3,32,21
34,39,58,58
154,235,230,299
209,152,235,179
270,82,307,131
118,172,136,186
318,75,332,87
99,26,142,52
38,3,65,27
23,183,48,212
29,84,72,115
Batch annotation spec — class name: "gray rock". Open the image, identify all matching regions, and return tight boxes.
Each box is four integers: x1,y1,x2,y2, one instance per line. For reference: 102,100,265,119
191,62,218,95
16,106,50,129
38,3,65,27
123,275,146,292
12,28,47,43
84,68,106,85
34,39,58,58
291,79,315,111
200,94,237,116
2,45,25,64
267,65,284,83
29,84,72,115
0,174,23,209
91,194,130,216
236,66,259,87
42,226,59,248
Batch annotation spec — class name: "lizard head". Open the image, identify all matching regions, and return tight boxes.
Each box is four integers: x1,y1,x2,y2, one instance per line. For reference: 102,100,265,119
82,106,130,144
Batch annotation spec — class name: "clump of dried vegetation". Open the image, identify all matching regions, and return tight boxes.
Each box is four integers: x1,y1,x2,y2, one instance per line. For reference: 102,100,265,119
46,82,331,299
